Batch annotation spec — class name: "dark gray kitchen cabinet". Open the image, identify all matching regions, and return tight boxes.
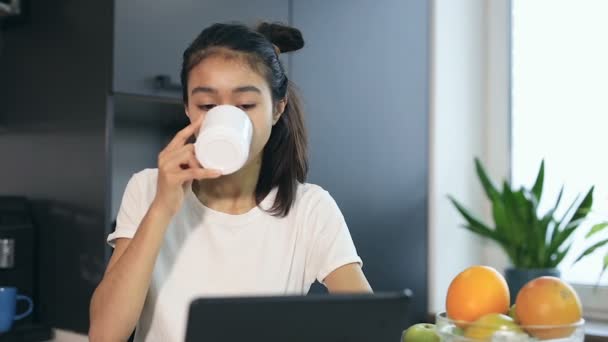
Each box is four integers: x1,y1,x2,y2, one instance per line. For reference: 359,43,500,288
113,0,289,99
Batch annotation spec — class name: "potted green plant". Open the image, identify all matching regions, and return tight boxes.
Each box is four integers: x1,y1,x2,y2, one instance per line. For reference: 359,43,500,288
449,158,608,299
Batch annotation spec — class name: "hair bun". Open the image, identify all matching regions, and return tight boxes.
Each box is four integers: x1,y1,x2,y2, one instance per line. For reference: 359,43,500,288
257,22,304,53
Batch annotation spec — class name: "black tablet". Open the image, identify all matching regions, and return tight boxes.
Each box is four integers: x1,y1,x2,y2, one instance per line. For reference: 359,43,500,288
185,289,413,342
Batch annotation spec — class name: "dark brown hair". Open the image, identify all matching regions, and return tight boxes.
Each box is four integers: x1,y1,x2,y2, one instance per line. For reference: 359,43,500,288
181,22,308,217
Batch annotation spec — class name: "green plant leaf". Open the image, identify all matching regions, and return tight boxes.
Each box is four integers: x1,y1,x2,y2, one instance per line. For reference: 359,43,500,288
475,158,501,202
501,183,524,244
536,213,554,266
600,253,608,281
540,187,563,266
452,159,603,272
573,238,608,264
547,189,593,259
531,160,545,202
571,187,594,223
512,188,531,221
552,247,570,268
448,196,502,244
547,220,584,260
586,222,608,239
554,185,565,211
544,186,564,242
594,253,608,287
462,224,497,240
491,200,509,242
517,188,542,260
502,183,541,267
551,193,580,244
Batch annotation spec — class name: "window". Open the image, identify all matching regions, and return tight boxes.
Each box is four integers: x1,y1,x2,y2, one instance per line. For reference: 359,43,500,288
511,0,608,319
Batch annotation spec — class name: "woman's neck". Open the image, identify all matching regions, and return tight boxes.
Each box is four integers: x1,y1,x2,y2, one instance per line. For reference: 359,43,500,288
193,154,262,214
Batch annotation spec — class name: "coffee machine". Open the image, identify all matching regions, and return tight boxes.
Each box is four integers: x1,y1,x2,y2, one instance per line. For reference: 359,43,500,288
0,196,37,325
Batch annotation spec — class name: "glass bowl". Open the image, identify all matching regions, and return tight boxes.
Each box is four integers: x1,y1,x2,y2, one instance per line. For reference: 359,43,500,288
435,312,585,342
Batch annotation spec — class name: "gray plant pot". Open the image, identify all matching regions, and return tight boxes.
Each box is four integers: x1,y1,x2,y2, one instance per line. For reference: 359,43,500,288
505,267,561,304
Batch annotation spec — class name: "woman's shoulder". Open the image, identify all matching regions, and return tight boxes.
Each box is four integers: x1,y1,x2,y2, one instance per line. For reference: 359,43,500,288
288,183,346,228
295,182,327,198
293,182,338,210
125,168,159,200
131,168,158,185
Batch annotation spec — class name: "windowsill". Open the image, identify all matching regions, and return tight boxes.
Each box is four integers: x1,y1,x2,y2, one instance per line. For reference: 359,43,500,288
585,320,608,341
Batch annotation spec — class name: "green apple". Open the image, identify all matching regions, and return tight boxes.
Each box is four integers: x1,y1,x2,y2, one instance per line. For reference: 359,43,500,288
402,323,439,342
465,313,524,340
508,304,518,322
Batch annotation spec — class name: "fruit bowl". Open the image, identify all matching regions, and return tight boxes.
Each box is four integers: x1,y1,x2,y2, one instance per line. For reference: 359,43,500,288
435,312,585,342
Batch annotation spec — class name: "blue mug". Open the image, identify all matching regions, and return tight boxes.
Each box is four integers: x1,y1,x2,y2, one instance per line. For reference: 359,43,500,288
0,287,33,333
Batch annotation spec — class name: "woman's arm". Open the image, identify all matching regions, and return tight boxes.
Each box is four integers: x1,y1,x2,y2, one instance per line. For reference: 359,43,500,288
324,263,373,294
89,116,220,341
89,202,172,341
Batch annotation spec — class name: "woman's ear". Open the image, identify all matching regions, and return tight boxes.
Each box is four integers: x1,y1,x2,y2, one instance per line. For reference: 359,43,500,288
273,98,288,125
184,104,191,120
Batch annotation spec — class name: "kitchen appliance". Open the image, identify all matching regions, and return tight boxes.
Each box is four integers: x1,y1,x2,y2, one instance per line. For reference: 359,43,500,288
0,196,37,325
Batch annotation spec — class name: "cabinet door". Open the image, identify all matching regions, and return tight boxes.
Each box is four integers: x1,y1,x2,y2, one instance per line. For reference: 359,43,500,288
291,0,430,321
113,0,289,100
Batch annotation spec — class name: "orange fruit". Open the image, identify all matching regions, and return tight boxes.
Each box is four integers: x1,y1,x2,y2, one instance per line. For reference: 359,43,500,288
446,266,510,323
515,276,582,340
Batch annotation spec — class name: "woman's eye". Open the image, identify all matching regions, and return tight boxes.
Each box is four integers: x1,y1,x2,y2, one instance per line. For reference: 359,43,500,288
239,104,256,110
198,104,216,111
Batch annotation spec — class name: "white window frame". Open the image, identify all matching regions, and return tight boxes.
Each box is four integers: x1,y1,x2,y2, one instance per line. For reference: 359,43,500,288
487,0,608,321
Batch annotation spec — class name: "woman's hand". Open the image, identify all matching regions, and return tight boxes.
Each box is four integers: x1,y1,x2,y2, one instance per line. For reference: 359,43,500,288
153,116,221,217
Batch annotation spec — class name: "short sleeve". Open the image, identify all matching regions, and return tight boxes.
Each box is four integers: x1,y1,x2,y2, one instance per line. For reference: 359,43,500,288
306,190,362,284
107,173,146,247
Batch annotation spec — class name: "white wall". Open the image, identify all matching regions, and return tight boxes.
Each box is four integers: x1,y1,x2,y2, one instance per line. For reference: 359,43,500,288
429,0,485,314
480,0,512,272
429,0,512,314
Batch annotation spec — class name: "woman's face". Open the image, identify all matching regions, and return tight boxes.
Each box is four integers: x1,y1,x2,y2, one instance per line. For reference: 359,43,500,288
185,53,285,166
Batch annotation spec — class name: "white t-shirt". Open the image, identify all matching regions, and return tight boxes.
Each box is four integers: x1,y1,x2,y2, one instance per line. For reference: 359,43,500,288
107,168,362,342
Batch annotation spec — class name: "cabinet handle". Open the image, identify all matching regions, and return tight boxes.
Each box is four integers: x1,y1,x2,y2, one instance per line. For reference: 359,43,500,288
154,75,182,91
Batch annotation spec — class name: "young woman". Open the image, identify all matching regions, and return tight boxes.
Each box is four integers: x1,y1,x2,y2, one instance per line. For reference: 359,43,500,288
89,22,371,342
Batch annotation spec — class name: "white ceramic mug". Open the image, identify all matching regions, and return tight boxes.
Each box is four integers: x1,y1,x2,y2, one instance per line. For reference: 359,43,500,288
194,105,253,175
